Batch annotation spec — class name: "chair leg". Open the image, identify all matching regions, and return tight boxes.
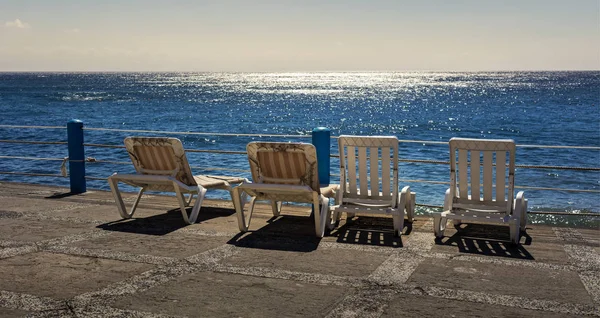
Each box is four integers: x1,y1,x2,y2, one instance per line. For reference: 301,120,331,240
233,187,255,232
409,192,416,222
509,219,521,245
187,186,207,224
327,209,340,231
108,177,144,219
271,201,282,217
318,197,330,237
392,210,405,237
129,188,145,216
183,193,194,207
312,193,325,238
174,184,206,225
400,186,415,223
433,214,446,238
521,199,528,231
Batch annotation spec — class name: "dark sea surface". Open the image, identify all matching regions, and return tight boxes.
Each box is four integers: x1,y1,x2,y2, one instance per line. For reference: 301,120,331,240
0,72,598,224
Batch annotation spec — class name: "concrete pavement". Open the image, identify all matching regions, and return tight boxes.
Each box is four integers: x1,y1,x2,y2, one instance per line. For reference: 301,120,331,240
0,182,598,317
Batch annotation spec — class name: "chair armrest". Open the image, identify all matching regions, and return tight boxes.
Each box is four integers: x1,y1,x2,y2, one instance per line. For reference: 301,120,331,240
514,191,527,230
443,188,452,211
400,185,415,221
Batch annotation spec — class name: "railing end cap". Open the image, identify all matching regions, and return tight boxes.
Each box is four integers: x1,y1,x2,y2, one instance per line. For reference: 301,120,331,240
312,127,330,132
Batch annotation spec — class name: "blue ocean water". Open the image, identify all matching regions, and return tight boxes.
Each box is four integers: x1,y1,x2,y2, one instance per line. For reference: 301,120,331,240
0,72,598,217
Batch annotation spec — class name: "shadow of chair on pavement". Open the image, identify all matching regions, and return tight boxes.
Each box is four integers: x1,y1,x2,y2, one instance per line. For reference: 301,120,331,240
435,223,534,259
227,215,322,252
97,206,235,236
328,216,412,248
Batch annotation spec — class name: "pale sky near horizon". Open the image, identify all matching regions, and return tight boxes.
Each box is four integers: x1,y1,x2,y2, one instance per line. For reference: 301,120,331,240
1,0,599,72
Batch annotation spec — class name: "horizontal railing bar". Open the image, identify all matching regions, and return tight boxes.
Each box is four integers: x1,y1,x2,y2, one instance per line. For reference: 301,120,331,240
0,155,65,161
83,127,311,138
416,203,443,209
335,156,600,171
0,171,65,177
84,176,107,180
517,164,600,171
0,125,66,130
189,166,250,173
514,185,600,193
92,160,130,165
0,139,68,145
393,139,600,150
517,144,600,150
528,211,599,217
400,159,449,165
1,124,598,149
414,203,599,216
83,143,125,149
401,179,600,193
84,144,248,155
401,179,451,185
398,139,448,145
185,149,247,155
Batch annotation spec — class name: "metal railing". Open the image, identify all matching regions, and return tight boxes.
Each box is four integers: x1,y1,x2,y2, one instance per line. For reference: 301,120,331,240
1,122,599,217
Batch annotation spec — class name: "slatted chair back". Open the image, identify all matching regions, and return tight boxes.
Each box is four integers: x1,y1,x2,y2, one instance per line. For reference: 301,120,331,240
125,137,197,187
247,142,320,194
338,135,399,207
449,138,515,214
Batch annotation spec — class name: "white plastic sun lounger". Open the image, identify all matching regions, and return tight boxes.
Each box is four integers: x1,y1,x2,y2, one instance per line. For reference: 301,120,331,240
330,135,415,237
231,142,338,238
433,138,528,244
108,137,245,224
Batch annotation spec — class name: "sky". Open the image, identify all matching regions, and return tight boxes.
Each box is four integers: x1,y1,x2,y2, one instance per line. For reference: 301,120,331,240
1,0,599,72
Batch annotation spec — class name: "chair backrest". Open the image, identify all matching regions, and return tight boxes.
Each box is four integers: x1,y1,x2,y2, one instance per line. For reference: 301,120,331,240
124,137,197,186
338,135,399,206
246,142,320,194
449,138,515,213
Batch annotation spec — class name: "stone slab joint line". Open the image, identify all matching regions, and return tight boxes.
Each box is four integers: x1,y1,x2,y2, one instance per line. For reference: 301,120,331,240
72,243,241,307
553,227,600,305
0,290,66,312
425,252,577,272
417,285,600,316
324,287,397,318
0,231,113,260
45,245,179,266
212,264,365,287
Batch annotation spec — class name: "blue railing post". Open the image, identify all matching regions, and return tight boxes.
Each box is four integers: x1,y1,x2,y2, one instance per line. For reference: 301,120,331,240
67,119,86,193
312,127,331,185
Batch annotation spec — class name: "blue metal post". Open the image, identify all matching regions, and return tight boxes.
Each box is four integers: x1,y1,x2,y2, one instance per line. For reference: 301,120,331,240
312,127,331,185
67,119,86,193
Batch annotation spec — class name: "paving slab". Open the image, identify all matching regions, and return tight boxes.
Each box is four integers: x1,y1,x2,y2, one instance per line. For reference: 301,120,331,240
0,252,153,299
224,241,391,277
71,231,230,259
0,183,598,317
430,239,572,266
0,195,89,214
110,271,349,318
0,217,94,243
407,258,594,305
381,293,583,318
0,307,30,318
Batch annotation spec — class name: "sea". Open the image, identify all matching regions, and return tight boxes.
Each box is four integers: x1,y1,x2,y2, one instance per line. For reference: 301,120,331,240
0,72,598,226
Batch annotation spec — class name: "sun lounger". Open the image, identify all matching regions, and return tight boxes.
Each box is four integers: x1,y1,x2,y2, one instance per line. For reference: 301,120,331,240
108,137,245,224
231,142,338,237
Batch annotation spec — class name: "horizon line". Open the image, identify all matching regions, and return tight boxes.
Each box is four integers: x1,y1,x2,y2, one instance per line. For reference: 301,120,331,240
1,69,599,73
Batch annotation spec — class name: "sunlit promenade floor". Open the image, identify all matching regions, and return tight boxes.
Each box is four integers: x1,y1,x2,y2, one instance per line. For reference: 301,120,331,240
0,182,598,317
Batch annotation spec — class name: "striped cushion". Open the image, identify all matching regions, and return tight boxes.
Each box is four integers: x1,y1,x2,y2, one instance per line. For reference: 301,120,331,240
133,145,178,174
257,151,306,185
